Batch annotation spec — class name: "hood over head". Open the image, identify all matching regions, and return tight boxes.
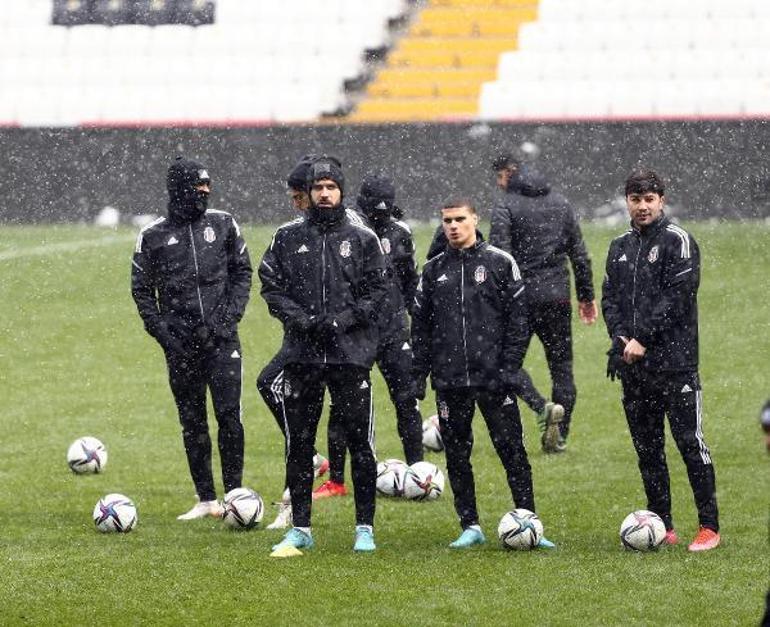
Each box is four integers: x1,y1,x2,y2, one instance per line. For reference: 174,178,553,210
166,156,211,223
506,163,551,198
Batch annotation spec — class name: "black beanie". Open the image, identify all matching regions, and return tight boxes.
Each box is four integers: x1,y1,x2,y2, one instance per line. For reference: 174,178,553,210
358,174,395,209
167,157,210,196
306,155,345,196
286,154,318,190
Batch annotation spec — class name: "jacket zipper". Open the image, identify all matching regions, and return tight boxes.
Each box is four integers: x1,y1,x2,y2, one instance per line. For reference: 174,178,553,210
189,224,206,321
321,233,328,364
631,234,642,336
460,252,471,386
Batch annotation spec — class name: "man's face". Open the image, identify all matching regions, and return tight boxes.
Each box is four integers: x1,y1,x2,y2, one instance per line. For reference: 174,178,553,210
626,192,664,228
194,182,211,194
310,179,341,209
495,166,516,190
287,188,310,211
442,206,478,249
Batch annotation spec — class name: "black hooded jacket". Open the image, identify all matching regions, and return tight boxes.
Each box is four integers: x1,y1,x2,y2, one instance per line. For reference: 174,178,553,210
411,240,529,391
259,206,388,369
355,207,419,339
489,165,594,305
601,214,700,372
131,209,252,344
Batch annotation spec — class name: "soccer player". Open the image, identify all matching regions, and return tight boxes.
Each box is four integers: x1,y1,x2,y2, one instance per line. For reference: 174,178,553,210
131,157,252,520
313,174,424,500
411,199,554,549
489,152,596,453
602,167,720,552
259,156,387,555
256,155,330,530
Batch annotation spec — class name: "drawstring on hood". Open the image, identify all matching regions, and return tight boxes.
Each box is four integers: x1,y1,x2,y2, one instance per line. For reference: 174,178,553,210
167,156,211,223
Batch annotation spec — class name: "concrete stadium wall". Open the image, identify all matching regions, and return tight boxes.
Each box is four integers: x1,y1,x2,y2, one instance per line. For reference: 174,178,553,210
1,120,768,224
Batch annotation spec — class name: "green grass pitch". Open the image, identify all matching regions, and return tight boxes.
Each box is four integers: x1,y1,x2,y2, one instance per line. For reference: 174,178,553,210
0,221,767,625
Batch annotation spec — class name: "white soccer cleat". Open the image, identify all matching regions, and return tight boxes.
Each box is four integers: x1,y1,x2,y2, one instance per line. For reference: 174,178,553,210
266,501,293,530
177,499,224,521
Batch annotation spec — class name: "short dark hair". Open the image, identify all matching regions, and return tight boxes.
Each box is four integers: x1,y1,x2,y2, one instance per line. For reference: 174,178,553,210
441,199,476,214
625,167,665,197
491,152,519,172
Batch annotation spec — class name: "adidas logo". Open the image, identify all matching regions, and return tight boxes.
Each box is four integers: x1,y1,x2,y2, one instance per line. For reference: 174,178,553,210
681,384,692,393
297,244,309,253
359,380,369,390
402,342,410,351
503,396,514,406
231,350,240,359
618,253,627,262
437,274,449,283
167,236,179,245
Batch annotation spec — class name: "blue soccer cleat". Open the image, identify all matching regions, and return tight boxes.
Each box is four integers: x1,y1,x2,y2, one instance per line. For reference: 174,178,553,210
449,527,486,549
353,526,376,552
271,527,314,553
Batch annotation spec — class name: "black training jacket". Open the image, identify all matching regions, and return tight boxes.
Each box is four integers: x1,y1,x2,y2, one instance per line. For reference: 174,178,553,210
356,210,419,340
259,210,387,369
412,240,529,391
131,209,252,338
601,214,700,371
488,165,594,304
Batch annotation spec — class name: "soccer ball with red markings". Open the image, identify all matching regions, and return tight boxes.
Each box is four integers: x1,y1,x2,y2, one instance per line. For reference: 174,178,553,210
376,459,408,496
619,510,666,551
67,436,108,474
498,509,543,550
222,488,264,530
93,493,137,533
403,461,444,501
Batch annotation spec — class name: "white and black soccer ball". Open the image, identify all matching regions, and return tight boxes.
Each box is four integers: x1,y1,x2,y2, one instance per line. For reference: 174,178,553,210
376,459,408,497
93,493,137,533
498,509,543,550
422,415,444,452
619,510,666,551
67,436,108,474
403,461,444,501
222,487,264,530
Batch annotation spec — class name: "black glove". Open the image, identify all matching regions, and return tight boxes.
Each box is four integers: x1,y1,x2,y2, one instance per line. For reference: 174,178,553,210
414,374,427,401
606,337,626,381
208,304,236,339
287,313,319,334
189,324,216,351
152,318,188,355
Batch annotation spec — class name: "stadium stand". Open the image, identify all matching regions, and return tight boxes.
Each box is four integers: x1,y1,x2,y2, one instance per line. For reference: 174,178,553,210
349,0,537,122
0,0,407,126
479,0,770,120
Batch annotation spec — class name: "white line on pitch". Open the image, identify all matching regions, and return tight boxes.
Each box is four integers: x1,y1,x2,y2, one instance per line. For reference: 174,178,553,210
0,234,135,261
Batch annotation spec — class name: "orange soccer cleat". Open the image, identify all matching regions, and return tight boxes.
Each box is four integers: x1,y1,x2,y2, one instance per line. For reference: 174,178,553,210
688,527,721,552
312,480,348,500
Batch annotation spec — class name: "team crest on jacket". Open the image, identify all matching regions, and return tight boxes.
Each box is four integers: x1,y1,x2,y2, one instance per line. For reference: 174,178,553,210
340,240,351,258
474,265,488,284
647,245,659,263
381,237,391,254
203,227,216,243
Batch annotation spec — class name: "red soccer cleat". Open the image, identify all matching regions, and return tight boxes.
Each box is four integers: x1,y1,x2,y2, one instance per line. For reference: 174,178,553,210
688,527,720,552
664,529,679,545
312,480,348,500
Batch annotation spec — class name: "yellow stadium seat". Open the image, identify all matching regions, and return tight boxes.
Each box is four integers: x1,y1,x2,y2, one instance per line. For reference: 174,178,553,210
349,97,479,122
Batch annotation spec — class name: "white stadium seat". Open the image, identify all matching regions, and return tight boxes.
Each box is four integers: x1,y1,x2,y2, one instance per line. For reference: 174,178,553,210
1,0,408,125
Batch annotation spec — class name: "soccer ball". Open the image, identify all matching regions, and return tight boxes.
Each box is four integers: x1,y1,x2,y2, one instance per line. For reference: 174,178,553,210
67,436,107,473
93,493,137,533
376,459,408,496
422,415,444,452
497,509,543,550
402,461,444,501
619,510,666,551
222,488,264,529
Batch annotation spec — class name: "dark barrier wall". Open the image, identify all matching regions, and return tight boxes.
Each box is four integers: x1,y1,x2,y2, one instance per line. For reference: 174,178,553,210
1,120,768,224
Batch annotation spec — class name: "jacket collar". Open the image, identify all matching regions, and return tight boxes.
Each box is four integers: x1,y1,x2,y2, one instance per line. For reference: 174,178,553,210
445,239,485,259
631,213,668,237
